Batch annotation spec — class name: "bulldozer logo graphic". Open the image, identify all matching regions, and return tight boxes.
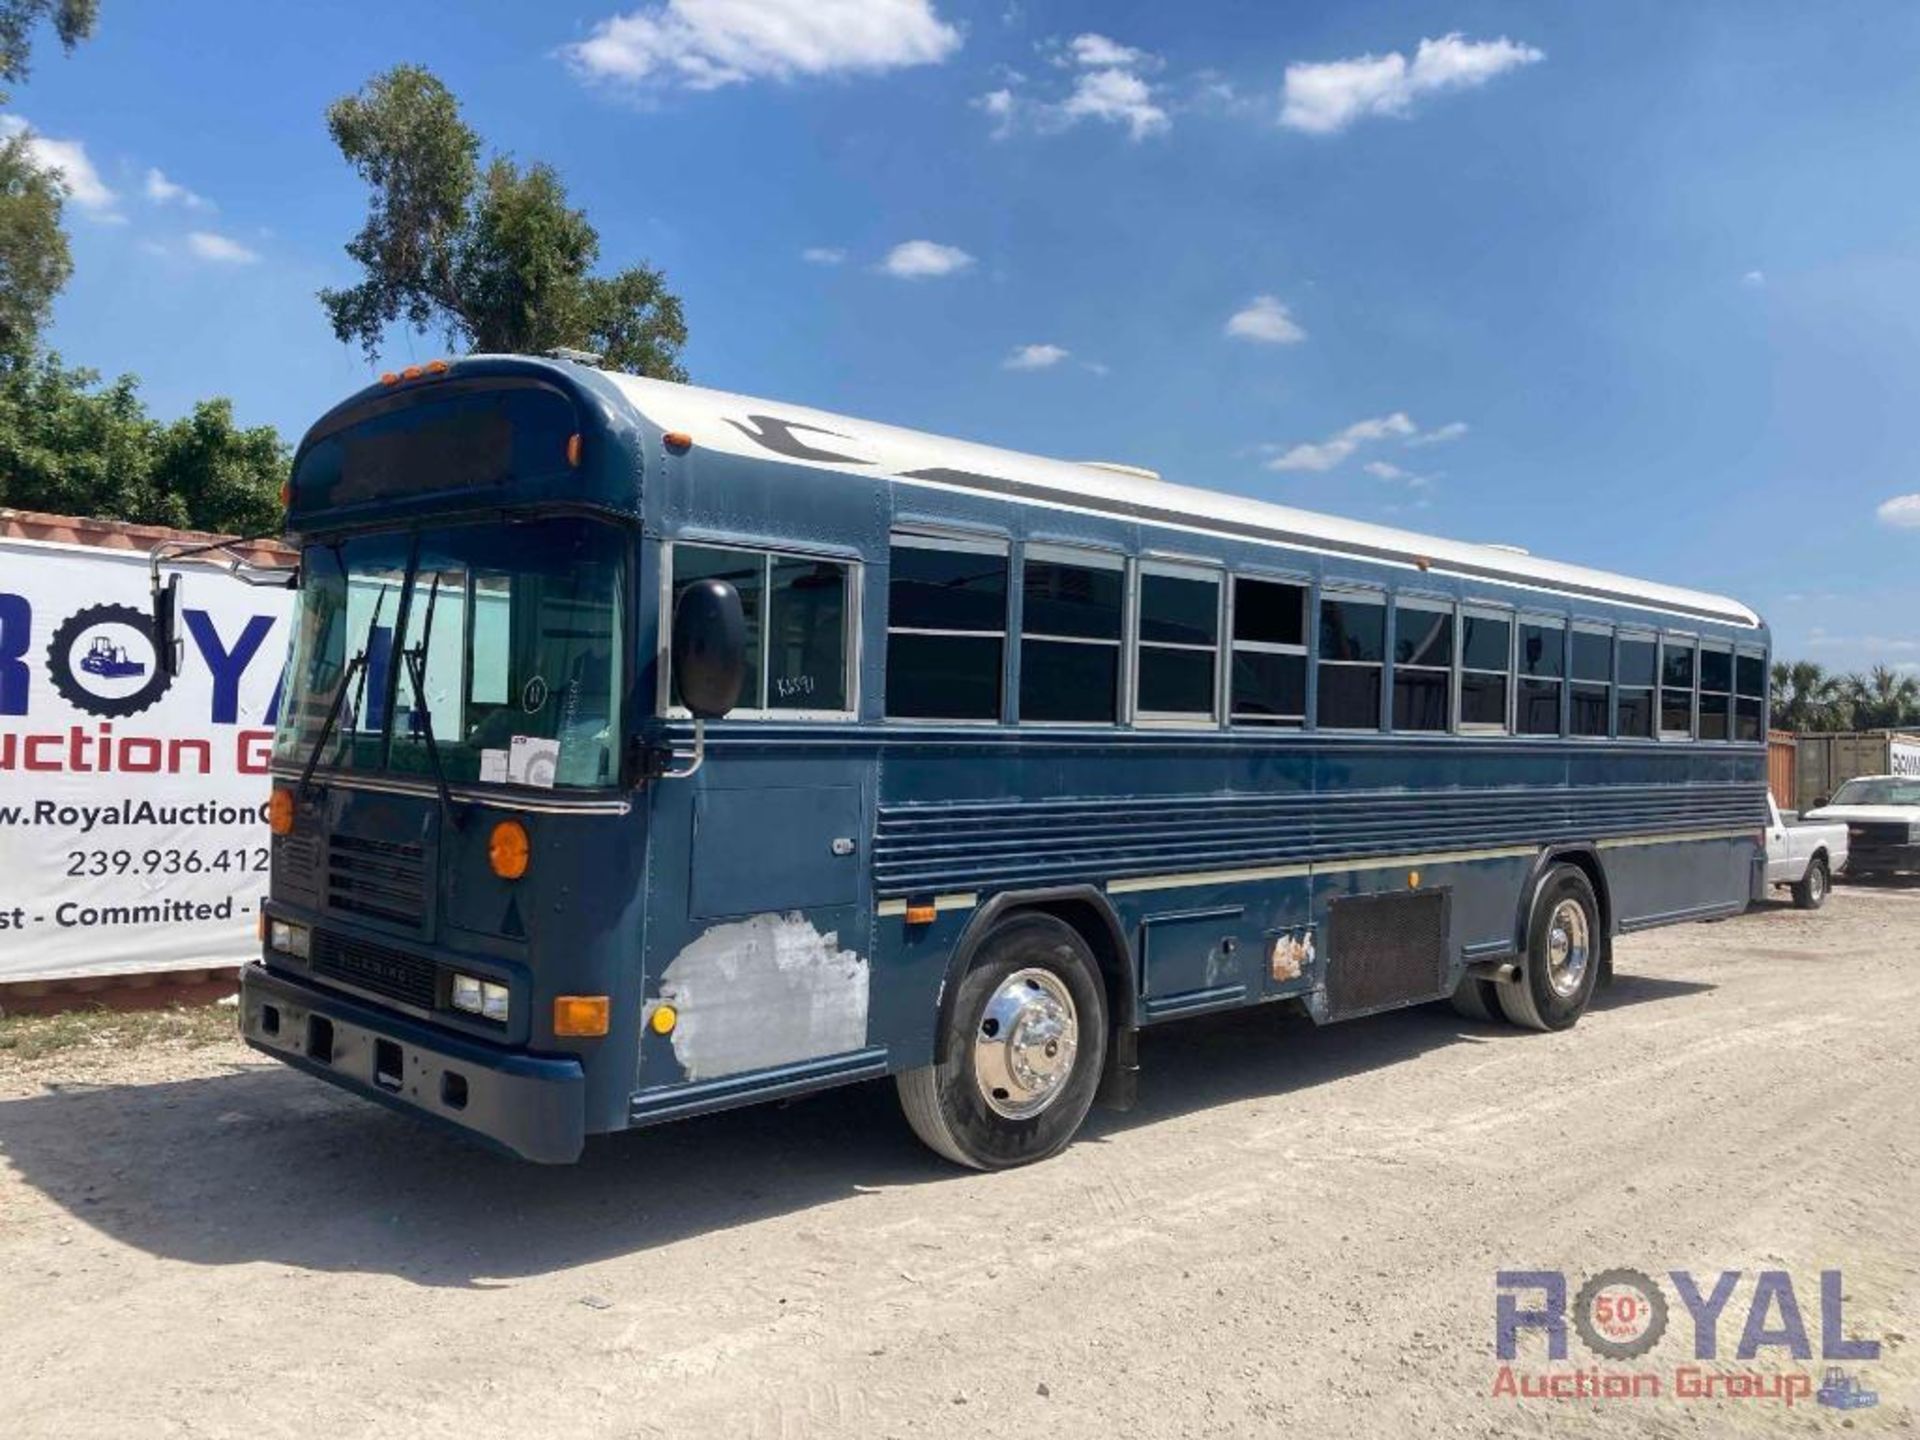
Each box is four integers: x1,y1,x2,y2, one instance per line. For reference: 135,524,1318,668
45,603,175,719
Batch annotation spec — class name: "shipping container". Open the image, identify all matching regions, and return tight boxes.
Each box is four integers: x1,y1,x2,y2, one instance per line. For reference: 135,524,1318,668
1794,730,1920,812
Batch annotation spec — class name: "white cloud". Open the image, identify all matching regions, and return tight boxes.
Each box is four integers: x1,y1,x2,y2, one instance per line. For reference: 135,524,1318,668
880,238,974,279
144,167,210,210
1060,66,1169,139
1265,413,1416,472
565,0,962,90
186,230,261,264
1404,420,1468,448
1741,269,1766,288
1281,33,1543,135
801,246,847,265
1364,461,1408,480
1065,33,1151,70
974,86,1018,139
1225,295,1307,345
1004,343,1069,370
1877,494,1920,529
0,116,119,219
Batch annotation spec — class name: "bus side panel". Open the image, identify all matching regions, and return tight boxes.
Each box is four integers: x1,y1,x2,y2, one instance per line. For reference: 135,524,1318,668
1604,835,1759,931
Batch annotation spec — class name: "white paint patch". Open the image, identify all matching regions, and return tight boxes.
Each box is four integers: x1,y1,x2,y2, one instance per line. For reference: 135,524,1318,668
658,912,869,1082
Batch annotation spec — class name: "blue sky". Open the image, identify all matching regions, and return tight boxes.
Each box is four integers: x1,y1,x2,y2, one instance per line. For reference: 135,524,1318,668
11,1,1920,674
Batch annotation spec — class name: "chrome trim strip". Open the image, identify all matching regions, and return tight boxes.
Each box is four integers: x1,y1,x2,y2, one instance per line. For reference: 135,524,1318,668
267,767,633,816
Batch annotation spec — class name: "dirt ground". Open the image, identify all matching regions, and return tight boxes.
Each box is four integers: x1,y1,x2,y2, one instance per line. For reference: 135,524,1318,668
2,882,1915,1439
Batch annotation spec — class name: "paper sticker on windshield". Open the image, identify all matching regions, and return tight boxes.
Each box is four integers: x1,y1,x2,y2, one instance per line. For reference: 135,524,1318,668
509,735,560,789
479,748,509,785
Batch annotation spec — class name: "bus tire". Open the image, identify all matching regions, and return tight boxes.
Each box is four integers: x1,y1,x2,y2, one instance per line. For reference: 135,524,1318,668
1791,856,1829,910
1498,865,1601,1032
896,914,1107,1170
1448,975,1502,1024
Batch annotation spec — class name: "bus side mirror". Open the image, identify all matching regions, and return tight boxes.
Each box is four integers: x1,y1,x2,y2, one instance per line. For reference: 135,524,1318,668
152,573,182,678
671,578,746,720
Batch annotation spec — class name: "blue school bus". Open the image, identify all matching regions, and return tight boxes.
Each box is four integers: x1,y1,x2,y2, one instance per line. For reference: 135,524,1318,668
177,353,1769,1168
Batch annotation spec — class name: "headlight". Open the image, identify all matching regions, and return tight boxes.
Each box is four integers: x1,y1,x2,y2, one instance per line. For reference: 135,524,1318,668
268,919,310,959
449,972,510,1024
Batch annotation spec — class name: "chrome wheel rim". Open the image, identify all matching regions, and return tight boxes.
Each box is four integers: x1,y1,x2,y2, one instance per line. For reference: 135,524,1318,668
1810,865,1825,902
1545,899,1592,998
973,968,1079,1119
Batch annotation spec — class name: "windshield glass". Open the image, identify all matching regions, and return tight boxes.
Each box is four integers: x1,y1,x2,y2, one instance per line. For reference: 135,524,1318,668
1829,778,1920,807
274,517,626,790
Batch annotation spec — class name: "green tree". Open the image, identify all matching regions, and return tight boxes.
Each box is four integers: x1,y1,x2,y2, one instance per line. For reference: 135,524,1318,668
1843,665,1920,730
0,349,288,533
0,0,96,102
1770,660,1854,732
0,129,68,352
320,64,688,379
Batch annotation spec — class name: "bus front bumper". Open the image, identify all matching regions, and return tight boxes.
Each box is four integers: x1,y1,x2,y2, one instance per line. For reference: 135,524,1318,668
239,963,587,1164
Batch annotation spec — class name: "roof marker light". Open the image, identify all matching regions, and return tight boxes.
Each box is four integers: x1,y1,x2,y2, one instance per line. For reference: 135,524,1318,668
425,359,449,375
402,365,424,382
379,372,399,386
566,433,584,467
663,431,693,453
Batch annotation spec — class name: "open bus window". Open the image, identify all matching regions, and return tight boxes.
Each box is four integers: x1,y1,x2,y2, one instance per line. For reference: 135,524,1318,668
1392,600,1452,732
1317,592,1384,730
670,544,853,716
1661,635,1696,738
1517,619,1565,736
1617,634,1657,738
1020,548,1123,723
1735,649,1766,742
1460,610,1512,730
1570,625,1612,737
885,536,1007,721
1230,577,1307,726
1136,566,1220,723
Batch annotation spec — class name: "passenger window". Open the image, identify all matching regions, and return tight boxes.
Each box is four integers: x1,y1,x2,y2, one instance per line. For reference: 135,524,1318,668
1231,577,1307,726
1317,593,1385,729
1020,549,1124,723
1735,650,1766,742
886,537,1007,721
669,544,852,716
1661,636,1696,738
1698,644,1733,742
1616,634,1656,738
1459,611,1512,729
1391,601,1452,732
1136,567,1220,722
1517,619,1565,736
1570,626,1611,737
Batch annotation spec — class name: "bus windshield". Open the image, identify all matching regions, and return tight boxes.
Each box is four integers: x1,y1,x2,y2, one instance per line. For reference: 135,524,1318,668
274,516,626,791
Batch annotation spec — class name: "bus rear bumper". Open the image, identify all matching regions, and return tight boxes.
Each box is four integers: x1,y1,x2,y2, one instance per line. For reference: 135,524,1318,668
239,963,586,1164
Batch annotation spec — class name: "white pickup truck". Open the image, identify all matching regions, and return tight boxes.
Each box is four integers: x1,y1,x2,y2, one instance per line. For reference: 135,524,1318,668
1765,795,1849,909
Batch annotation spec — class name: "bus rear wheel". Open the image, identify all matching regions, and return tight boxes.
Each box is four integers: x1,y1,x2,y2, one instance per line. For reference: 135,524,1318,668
897,914,1107,1170
1498,866,1602,1032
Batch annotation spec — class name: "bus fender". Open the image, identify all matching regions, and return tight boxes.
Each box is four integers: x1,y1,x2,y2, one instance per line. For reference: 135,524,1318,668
932,886,1138,1087
1512,844,1614,984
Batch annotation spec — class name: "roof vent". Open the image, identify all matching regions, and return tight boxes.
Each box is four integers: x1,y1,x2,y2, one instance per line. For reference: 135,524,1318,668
546,346,604,366
1079,461,1162,482
1481,542,1531,555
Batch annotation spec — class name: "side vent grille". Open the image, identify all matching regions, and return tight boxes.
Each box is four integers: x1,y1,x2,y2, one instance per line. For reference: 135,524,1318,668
1325,889,1449,1019
327,833,426,926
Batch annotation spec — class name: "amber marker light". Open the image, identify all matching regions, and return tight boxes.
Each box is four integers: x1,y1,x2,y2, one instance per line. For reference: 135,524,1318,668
565,432,584,467
267,786,294,837
905,903,938,926
378,372,399,386
556,995,611,1038
489,819,531,880
649,1003,678,1035
425,358,449,375
663,431,693,453
1408,870,1422,889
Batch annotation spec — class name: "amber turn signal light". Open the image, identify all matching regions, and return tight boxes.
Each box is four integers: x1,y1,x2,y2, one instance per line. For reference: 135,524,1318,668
488,819,530,880
555,995,610,1037
267,787,294,837
904,903,937,926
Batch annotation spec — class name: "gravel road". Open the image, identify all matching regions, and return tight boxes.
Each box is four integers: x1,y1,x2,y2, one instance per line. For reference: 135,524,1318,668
2,883,1915,1438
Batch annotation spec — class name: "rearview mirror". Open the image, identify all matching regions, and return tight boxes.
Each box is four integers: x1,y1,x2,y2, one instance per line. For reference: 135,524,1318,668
671,578,746,719
152,573,182,678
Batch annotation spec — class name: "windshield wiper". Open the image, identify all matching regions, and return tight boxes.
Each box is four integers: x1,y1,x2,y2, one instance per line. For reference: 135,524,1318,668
297,581,390,803
400,570,468,831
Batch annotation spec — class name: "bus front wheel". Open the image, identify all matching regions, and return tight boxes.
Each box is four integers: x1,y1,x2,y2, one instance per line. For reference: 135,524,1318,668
897,914,1108,1170
1498,866,1602,1032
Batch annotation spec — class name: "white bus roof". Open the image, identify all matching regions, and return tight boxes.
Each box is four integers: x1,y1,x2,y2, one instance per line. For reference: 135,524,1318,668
600,370,1761,630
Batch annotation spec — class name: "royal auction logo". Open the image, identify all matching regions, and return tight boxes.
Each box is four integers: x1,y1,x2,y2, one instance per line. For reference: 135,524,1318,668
44,603,175,719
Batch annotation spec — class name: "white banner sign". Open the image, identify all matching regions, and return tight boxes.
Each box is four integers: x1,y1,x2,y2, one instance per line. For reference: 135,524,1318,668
1893,737,1920,779
0,538,291,982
